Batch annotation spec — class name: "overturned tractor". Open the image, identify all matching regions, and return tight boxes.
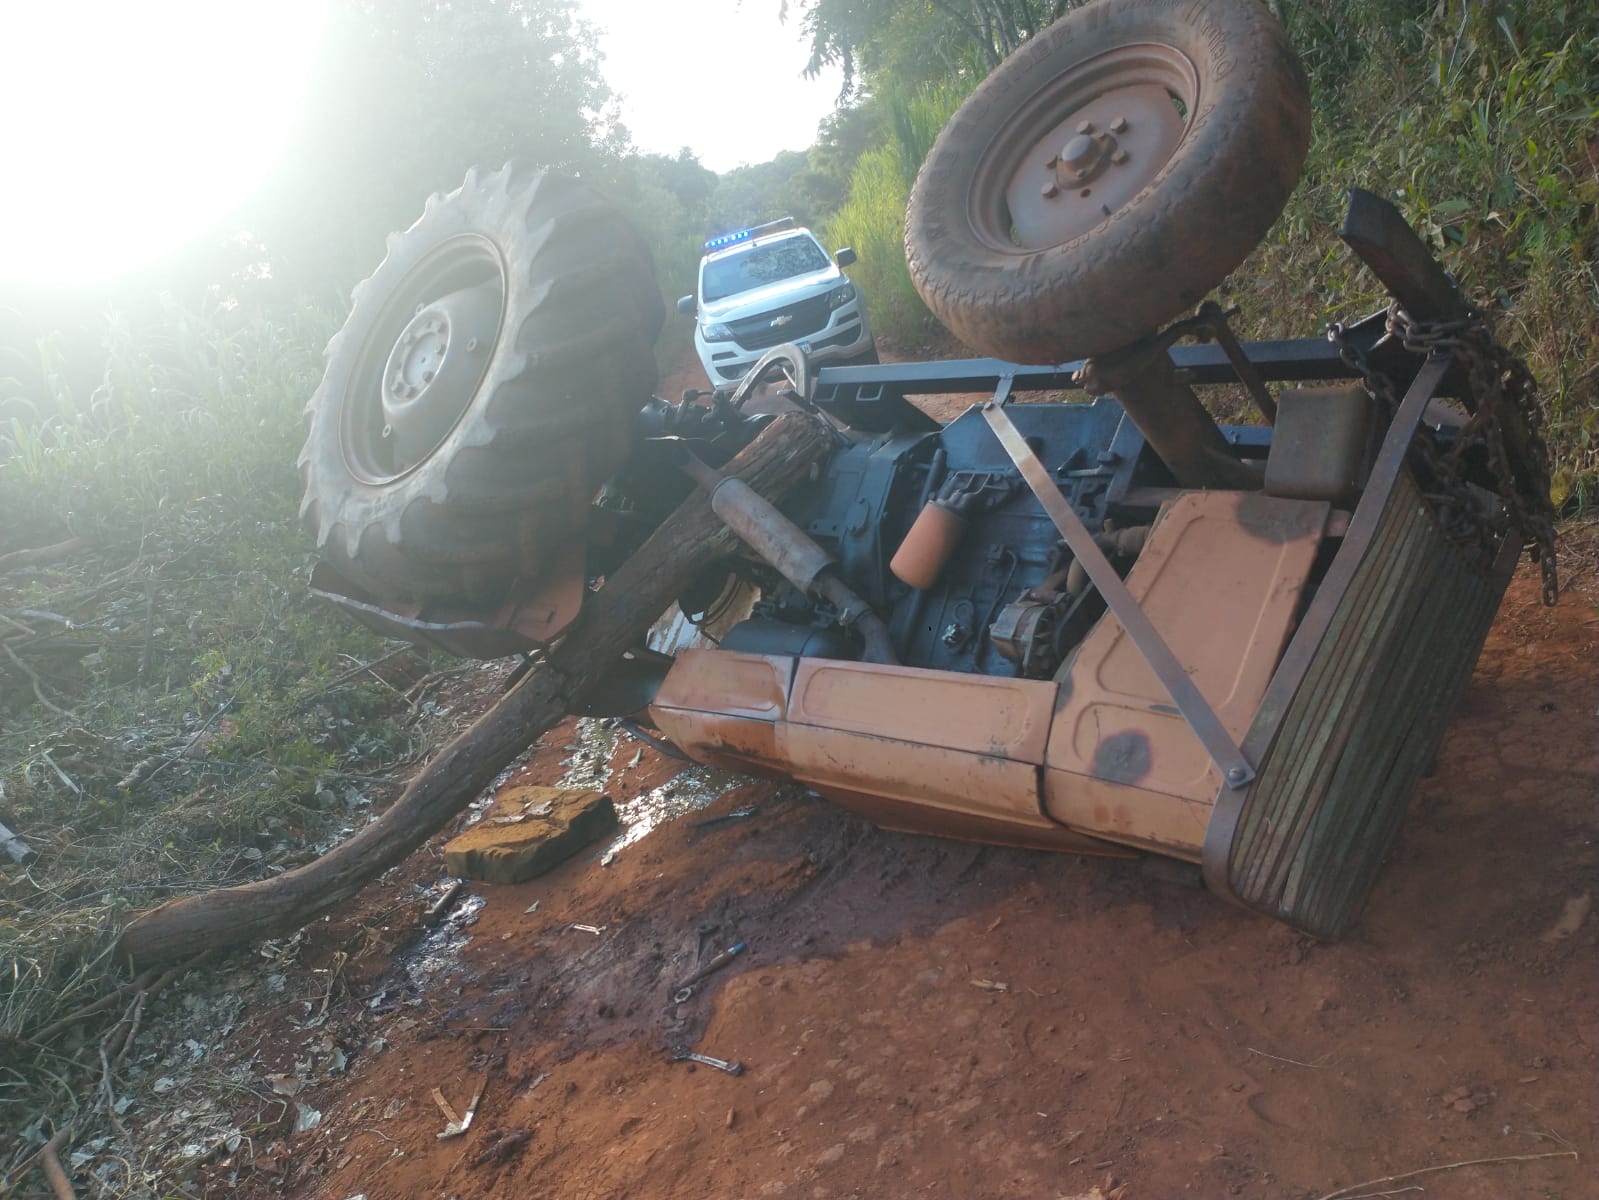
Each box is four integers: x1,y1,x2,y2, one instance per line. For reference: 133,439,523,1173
295,0,1557,944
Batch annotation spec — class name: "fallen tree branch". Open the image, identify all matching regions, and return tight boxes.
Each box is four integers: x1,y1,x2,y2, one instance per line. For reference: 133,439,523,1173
3,641,75,719
1314,1150,1580,1200
38,1126,77,1200
116,414,834,966
0,537,91,574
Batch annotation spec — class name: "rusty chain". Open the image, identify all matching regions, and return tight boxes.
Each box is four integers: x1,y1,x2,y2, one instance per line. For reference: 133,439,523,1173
1328,304,1560,606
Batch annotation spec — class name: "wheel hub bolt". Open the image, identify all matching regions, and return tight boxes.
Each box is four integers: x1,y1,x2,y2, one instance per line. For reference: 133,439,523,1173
1042,181,1061,198
1109,116,1128,133
1060,133,1096,170
1111,149,1130,165
1076,120,1094,135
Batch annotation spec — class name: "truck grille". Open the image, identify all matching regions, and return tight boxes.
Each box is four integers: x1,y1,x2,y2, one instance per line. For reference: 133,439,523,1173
728,294,831,351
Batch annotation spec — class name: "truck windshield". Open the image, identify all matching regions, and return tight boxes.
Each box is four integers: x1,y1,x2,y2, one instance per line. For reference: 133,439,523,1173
701,234,830,302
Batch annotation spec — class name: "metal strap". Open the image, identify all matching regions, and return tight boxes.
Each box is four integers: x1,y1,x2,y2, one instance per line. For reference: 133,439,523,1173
980,399,1256,788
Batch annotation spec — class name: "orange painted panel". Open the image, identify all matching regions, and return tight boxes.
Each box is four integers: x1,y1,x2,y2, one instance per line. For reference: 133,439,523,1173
782,724,1054,826
652,649,793,722
1046,492,1326,838
650,709,793,780
815,783,1135,857
789,660,1057,762
1041,768,1210,860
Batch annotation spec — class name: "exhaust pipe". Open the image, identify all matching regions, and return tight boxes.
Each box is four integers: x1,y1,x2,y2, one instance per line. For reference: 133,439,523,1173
681,455,899,665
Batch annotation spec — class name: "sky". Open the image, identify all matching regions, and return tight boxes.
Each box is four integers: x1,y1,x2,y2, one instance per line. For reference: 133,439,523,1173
579,0,845,172
0,0,840,286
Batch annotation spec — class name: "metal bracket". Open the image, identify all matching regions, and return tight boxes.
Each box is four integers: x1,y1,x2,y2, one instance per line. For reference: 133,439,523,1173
980,397,1256,788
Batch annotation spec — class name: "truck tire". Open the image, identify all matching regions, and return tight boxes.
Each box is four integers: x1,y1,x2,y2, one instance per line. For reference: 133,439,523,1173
905,0,1309,364
299,164,664,604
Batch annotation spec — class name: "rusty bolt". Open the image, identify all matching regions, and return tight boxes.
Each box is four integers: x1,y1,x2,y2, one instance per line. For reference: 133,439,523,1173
1042,182,1061,199
1111,149,1130,165
1109,116,1128,133
1075,120,1094,135
1044,153,1058,169
1080,188,1093,198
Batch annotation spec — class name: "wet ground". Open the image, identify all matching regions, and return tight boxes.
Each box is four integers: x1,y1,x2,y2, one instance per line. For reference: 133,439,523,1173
129,540,1598,1200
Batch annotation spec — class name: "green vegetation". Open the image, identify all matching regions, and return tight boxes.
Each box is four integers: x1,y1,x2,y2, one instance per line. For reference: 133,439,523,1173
821,81,974,344
1,0,1594,1186
800,0,1597,500
1244,1,1599,507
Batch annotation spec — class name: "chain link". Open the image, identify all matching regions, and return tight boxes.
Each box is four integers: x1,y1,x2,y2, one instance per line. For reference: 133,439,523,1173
1328,303,1559,606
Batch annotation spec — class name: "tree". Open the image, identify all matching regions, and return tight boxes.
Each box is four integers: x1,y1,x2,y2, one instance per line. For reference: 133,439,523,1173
787,0,1084,98
245,0,624,299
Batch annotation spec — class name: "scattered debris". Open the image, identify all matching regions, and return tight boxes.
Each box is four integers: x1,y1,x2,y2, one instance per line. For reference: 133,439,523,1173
433,1076,487,1139
1539,893,1591,943
1312,1150,1579,1200
970,978,1009,992
467,1127,533,1169
421,878,467,925
691,807,757,832
524,900,540,914
0,818,35,865
572,924,606,936
670,1048,745,1076
293,1103,323,1134
674,940,747,1000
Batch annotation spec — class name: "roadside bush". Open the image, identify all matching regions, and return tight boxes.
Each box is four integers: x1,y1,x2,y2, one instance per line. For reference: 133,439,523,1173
823,79,974,346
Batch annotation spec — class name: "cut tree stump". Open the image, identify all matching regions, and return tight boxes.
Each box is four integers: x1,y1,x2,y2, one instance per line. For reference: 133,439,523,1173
116,413,835,966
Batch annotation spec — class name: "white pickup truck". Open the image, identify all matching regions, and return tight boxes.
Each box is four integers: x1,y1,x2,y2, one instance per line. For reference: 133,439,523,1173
676,218,876,384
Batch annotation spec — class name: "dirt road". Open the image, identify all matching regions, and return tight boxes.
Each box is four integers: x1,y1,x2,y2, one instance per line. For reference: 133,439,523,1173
156,535,1595,1200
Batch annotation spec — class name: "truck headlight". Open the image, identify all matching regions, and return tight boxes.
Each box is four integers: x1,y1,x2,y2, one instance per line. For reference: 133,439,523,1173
702,323,734,342
827,283,856,309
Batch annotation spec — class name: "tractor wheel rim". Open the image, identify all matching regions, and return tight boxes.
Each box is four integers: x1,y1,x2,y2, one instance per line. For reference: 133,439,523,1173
972,44,1198,253
342,236,506,485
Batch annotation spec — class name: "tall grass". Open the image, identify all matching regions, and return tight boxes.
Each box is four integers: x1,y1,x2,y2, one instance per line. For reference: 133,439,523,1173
1,297,434,1170
823,3,1597,501
823,79,975,345
1222,5,1597,504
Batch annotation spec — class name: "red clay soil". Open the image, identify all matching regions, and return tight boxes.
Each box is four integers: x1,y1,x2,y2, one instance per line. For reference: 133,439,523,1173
177,543,1599,1200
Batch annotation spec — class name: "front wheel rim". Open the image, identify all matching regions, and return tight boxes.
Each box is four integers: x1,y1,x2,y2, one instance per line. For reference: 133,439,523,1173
970,44,1199,253
341,236,507,485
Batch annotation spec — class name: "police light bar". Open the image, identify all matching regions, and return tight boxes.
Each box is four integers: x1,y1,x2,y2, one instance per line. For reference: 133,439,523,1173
703,216,795,252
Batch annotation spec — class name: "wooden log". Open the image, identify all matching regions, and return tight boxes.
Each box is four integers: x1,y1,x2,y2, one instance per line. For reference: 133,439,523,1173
115,414,834,966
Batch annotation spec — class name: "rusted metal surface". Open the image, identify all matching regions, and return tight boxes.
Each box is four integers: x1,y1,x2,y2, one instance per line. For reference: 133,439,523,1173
785,659,1058,832
1192,300,1277,424
683,454,899,665
1043,491,1326,854
1339,188,1471,322
810,783,1135,856
651,651,1134,849
1076,336,1261,491
788,659,1055,763
1201,354,1520,936
983,401,1272,787
1263,386,1373,506
308,544,585,658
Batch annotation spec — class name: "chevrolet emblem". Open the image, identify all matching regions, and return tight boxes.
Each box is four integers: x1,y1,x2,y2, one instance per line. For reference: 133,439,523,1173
770,314,792,328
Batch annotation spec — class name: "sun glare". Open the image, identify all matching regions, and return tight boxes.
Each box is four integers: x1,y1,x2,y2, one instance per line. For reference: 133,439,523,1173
0,1,324,286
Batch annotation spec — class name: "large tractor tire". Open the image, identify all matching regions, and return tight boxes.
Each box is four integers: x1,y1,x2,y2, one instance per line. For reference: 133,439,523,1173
299,165,664,605
905,0,1310,365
